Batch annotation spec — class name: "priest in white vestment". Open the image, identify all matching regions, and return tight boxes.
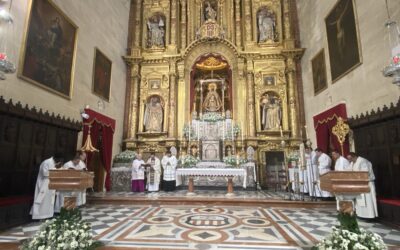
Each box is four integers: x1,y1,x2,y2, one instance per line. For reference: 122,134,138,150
332,150,351,209
132,154,146,192
347,152,378,218
55,156,85,212
146,152,161,192
315,148,332,198
31,155,63,220
305,147,320,197
161,151,177,192
77,151,87,205
332,150,351,171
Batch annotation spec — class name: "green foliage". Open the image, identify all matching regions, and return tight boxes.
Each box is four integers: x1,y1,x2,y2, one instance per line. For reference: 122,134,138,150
113,150,136,163
21,208,103,250
337,212,360,233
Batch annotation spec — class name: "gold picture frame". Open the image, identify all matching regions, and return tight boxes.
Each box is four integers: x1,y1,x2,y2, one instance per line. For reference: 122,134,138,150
325,0,362,83
18,0,78,99
311,49,328,96
92,48,112,102
148,79,161,89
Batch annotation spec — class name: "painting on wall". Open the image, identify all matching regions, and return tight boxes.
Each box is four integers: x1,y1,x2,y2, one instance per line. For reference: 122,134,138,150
19,0,78,98
263,75,275,86
311,49,328,95
149,79,161,89
92,48,112,101
325,0,361,82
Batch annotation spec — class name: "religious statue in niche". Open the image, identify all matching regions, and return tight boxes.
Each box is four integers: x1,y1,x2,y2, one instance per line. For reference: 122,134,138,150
144,96,163,132
203,83,222,112
257,7,277,43
204,1,217,21
260,93,282,130
147,14,165,48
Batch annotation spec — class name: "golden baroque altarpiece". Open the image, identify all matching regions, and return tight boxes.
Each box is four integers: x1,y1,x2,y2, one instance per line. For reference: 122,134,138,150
123,0,305,186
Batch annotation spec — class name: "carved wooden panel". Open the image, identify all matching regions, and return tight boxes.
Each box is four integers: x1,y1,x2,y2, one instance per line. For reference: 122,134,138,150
0,97,81,197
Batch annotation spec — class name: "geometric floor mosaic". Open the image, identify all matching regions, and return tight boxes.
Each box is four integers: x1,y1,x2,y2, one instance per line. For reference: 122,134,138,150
1,205,399,249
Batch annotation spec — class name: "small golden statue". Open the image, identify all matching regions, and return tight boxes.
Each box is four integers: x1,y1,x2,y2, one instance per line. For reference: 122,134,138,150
203,83,222,112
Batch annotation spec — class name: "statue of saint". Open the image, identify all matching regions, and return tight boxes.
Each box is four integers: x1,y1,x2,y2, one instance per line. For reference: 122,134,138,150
258,10,275,43
203,83,222,112
261,94,281,130
144,97,163,132
147,16,165,48
205,1,217,21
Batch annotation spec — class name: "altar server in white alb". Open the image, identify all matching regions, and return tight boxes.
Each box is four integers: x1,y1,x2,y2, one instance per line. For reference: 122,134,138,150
77,151,88,205
315,148,332,198
54,156,85,212
146,152,161,192
332,150,351,209
132,154,146,192
305,147,320,197
347,152,378,218
162,150,178,192
332,150,350,171
31,154,63,220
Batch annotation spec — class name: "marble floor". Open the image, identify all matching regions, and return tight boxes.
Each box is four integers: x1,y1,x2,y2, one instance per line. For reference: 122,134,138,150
1,204,399,249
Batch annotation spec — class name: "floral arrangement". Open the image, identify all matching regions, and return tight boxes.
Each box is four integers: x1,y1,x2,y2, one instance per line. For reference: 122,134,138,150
201,112,224,122
179,154,200,167
113,150,136,163
313,213,387,250
286,151,299,163
391,54,400,65
21,208,103,250
183,124,196,138
223,155,248,167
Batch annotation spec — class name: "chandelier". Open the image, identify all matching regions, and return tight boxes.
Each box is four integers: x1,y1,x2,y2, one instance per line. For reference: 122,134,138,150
382,0,400,86
0,0,16,80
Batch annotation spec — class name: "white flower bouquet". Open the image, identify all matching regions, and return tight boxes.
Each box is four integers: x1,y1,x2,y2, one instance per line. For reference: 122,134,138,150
113,150,136,163
179,155,200,168
21,208,102,250
201,112,224,122
223,155,248,167
313,213,387,250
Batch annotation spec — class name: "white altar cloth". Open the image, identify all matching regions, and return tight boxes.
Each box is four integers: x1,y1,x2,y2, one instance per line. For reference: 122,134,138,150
176,168,247,188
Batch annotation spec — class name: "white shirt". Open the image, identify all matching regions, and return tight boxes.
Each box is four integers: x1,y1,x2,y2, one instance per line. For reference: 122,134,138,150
317,153,332,175
162,155,177,181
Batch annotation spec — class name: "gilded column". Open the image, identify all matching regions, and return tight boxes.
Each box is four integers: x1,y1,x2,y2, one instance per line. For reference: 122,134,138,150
170,0,177,45
168,62,177,138
243,0,252,43
180,0,187,50
283,0,294,48
133,0,142,47
246,71,256,137
129,63,141,139
286,57,298,138
234,0,242,48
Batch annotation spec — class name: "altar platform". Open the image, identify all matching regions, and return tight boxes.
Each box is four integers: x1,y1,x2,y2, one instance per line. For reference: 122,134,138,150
87,190,335,208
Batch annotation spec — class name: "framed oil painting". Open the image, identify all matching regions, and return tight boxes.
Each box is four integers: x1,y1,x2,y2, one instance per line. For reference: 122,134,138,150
92,48,112,101
19,0,78,98
262,75,275,86
311,49,328,95
325,0,362,82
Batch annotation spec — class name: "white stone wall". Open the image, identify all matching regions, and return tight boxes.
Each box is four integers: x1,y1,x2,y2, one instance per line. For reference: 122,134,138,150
1,0,130,157
297,0,400,146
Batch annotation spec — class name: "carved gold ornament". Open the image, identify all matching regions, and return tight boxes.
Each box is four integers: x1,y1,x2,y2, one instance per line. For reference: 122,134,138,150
332,117,350,155
196,56,227,71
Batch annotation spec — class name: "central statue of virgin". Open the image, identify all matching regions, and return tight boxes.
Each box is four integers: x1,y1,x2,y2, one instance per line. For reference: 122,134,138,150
203,83,222,112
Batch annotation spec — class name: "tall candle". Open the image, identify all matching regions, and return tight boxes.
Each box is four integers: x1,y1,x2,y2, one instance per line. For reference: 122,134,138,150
304,125,309,139
231,121,234,141
189,122,191,142
241,122,244,143
197,122,199,141
222,120,225,140
280,126,283,137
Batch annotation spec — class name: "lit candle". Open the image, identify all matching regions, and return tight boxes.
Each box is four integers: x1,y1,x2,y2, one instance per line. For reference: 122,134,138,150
280,126,283,137
241,122,244,143
231,121,234,141
189,122,191,142
304,125,309,139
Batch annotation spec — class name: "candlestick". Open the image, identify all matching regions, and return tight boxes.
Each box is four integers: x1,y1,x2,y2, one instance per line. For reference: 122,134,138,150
231,121,234,141
304,125,309,139
280,126,283,137
189,122,191,142
197,122,199,142
241,122,244,143
222,120,225,140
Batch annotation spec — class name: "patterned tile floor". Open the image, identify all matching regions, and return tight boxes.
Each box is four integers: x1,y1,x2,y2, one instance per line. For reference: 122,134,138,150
0,204,399,249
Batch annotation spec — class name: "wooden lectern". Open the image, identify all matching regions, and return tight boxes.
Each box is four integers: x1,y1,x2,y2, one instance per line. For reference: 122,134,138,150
49,170,94,209
320,171,370,214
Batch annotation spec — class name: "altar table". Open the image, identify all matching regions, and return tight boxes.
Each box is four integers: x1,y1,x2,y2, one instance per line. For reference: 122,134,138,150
176,168,246,195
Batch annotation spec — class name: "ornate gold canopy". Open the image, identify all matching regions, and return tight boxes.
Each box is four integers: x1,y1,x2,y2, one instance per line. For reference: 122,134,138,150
195,56,227,71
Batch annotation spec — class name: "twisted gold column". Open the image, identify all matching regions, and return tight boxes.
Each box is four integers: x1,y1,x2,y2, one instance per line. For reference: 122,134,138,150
247,71,256,137
286,57,298,138
244,0,252,43
235,0,242,49
133,0,142,47
168,66,177,138
129,64,140,139
170,0,177,46
180,0,187,50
